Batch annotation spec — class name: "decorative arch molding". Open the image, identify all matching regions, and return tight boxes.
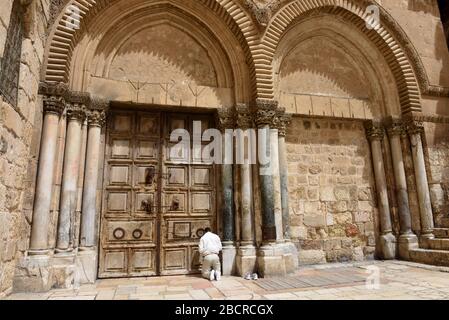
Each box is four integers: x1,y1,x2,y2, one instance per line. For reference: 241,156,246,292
43,0,260,99
43,0,449,108
258,0,443,114
273,20,403,119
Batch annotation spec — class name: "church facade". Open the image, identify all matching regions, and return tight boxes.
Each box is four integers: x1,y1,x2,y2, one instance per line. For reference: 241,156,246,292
1,0,449,296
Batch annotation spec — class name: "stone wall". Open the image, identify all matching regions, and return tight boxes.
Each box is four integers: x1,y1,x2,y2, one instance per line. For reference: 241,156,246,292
286,117,378,265
0,0,50,297
382,0,449,88
424,122,449,228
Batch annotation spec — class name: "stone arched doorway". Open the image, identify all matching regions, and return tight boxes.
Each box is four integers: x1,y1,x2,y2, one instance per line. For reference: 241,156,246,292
16,0,440,293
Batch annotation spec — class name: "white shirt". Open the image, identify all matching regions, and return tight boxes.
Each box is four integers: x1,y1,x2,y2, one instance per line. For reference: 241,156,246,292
199,232,222,256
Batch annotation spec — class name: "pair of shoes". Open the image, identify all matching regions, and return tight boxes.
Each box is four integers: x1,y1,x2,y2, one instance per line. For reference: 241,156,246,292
215,271,221,281
244,273,259,280
210,270,216,281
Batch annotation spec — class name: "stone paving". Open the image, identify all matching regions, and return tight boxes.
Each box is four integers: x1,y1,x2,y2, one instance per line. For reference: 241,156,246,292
4,260,449,300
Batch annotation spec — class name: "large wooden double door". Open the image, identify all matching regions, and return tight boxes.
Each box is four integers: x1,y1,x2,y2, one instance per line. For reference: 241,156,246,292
99,109,216,278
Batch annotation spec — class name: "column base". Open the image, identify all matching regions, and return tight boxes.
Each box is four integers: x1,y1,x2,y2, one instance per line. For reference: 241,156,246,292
237,245,257,277
75,247,98,286
13,249,99,293
13,254,53,293
398,234,419,261
221,243,237,276
257,243,291,278
379,233,397,260
52,253,77,289
282,241,299,273
27,249,51,256
419,232,435,248
54,248,74,255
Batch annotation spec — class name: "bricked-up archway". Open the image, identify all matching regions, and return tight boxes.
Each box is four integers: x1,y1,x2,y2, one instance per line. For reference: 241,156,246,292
42,0,259,102
257,0,424,114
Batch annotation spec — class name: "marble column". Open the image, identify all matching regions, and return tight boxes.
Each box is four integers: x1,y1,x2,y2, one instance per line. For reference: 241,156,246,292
75,119,88,249
56,92,89,254
270,126,283,243
256,102,277,244
217,108,236,276
256,100,287,277
235,105,254,245
387,119,418,259
80,99,108,250
29,83,67,255
406,120,435,241
365,121,396,260
235,105,257,276
277,112,292,240
277,111,298,272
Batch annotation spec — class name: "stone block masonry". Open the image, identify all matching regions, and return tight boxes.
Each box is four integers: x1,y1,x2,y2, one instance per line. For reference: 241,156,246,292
0,0,50,297
424,122,449,228
286,118,377,265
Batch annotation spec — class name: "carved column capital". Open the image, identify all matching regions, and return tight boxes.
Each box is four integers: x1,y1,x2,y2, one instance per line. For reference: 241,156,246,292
405,119,425,136
364,121,385,141
276,109,292,137
39,82,68,116
66,91,90,122
217,108,236,131
87,97,109,127
255,99,279,128
386,118,406,137
236,104,253,130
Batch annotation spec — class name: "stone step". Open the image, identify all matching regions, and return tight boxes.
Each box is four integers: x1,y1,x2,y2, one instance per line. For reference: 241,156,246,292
409,249,449,267
434,228,449,239
427,239,449,250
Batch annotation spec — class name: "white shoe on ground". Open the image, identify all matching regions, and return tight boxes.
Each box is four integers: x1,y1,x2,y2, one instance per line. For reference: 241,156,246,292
215,271,221,281
210,270,216,281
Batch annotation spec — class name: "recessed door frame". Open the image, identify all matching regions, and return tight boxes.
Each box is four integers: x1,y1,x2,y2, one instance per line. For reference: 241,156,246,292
98,104,219,279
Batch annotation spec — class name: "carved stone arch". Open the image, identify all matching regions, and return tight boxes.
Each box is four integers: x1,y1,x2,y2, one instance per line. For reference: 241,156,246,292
42,0,260,100
71,5,236,91
273,19,402,119
258,0,430,114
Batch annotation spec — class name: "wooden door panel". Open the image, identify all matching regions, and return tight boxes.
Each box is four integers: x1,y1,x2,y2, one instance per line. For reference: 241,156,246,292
163,247,188,273
109,165,131,186
159,114,216,275
105,221,155,243
106,191,131,214
103,249,128,274
163,192,188,214
192,166,213,187
135,139,159,160
130,249,156,275
112,113,133,133
165,166,188,187
100,110,216,278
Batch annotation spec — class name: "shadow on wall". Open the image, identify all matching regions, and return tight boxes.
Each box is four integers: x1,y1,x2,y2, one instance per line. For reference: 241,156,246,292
87,21,236,108
421,0,449,227
438,0,449,44
408,0,441,16
276,37,383,119
107,24,219,87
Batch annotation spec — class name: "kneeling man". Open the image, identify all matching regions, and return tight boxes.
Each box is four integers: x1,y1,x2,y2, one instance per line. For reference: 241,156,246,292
199,227,222,281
